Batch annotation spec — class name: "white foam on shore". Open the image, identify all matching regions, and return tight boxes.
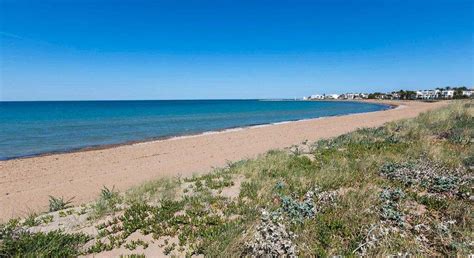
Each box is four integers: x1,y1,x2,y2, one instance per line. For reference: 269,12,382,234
132,127,247,145
131,101,399,147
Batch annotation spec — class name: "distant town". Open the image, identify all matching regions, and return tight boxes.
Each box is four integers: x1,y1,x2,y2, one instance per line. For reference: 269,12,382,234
303,86,474,101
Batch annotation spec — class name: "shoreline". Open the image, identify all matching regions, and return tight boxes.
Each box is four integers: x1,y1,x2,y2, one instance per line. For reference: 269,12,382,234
0,100,393,161
0,100,447,221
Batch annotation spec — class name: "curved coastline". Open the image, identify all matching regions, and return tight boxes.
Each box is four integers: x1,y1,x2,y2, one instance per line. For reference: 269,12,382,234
1,100,445,222
0,100,393,161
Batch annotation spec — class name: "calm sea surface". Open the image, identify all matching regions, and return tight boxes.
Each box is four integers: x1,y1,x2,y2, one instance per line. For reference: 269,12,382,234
0,100,390,160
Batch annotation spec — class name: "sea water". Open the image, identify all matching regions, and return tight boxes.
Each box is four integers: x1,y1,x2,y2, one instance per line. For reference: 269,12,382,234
0,100,390,160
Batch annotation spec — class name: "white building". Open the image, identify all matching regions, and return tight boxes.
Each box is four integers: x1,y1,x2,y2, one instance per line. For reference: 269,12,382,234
340,93,367,99
462,90,474,98
326,94,339,99
310,94,325,100
391,92,401,99
441,90,454,99
416,90,440,100
346,93,357,99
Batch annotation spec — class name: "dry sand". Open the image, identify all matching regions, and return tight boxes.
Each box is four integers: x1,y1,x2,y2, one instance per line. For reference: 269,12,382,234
0,100,448,222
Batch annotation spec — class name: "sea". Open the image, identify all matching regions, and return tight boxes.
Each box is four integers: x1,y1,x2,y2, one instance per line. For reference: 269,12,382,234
0,100,390,160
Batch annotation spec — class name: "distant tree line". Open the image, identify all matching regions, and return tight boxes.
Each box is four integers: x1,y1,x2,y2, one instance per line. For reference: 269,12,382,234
367,90,416,100
396,90,417,100
367,86,472,100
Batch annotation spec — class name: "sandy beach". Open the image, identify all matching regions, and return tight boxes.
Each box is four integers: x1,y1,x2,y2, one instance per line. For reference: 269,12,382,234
0,100,448,221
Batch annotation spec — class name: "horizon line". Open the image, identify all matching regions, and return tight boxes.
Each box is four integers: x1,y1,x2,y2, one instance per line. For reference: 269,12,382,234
0,98,303,102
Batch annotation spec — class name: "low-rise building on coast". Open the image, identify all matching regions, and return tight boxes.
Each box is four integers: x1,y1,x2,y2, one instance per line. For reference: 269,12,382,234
462,90,474,97
303,86,473,101
416,90,440,100
310,94,325,100
441,90,454,99
326,94,340,99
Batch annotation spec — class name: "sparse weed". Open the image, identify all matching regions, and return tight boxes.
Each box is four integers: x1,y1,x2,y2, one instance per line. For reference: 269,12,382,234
0,229,90,257
90,186,123,219
124,239,149,250
22,213,39,227
40,214,54,224
48,195,74,212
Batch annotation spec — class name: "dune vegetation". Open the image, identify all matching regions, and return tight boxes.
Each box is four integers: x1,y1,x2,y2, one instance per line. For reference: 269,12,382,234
1,100,473,257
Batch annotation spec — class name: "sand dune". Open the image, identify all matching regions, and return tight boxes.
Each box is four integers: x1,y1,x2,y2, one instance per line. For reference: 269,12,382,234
0,100,448,221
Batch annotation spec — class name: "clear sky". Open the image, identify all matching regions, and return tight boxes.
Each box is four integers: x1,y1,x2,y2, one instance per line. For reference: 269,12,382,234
1,0,473,101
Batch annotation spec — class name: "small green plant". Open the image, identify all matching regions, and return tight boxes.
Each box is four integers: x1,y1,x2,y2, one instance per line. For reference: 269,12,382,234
239,181,259,200
78,207,88,215
274,181,286,191
463,155,474,169
101,186,119,200
163,242,176,255
0,219,20,240
40,215,54,224
91,186,122,219
48,195,74,212
22,213,40,227
379,188,405,225
205,175,234,190
121,203,153,236
0,229,90,257
280,193,315,223
120,254,146,258
124,239,149,250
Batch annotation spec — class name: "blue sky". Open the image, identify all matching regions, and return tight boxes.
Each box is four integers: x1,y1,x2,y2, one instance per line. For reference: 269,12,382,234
1,0,473,100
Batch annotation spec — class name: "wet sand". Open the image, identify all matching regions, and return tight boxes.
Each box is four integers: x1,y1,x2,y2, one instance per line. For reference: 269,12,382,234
0,100,448,221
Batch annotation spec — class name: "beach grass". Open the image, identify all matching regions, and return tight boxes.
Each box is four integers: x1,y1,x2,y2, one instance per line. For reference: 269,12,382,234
1,100,472,256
